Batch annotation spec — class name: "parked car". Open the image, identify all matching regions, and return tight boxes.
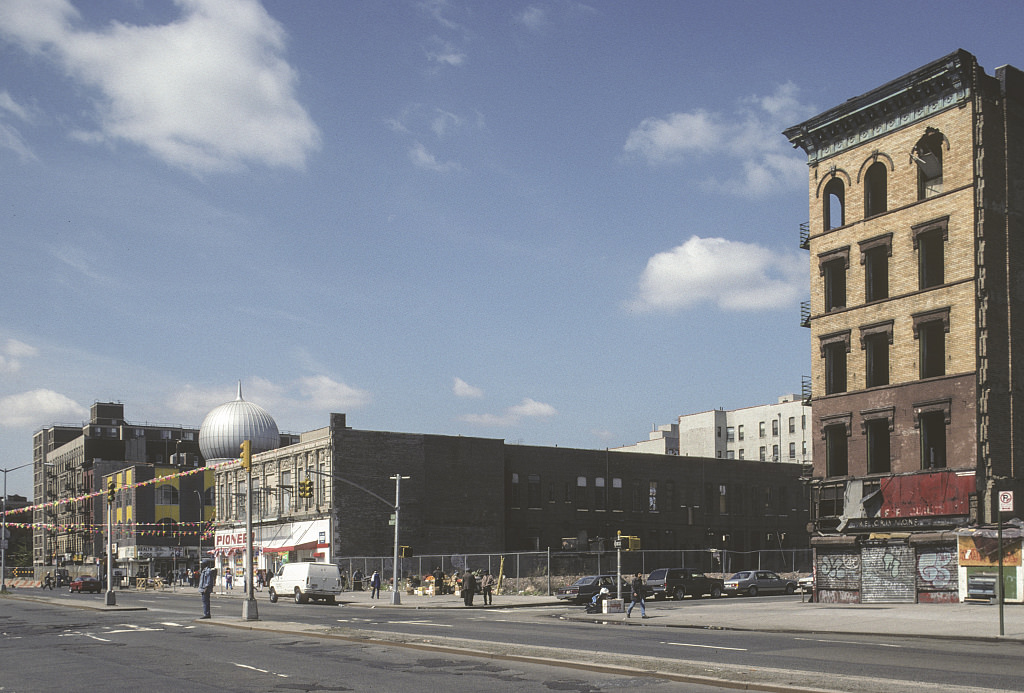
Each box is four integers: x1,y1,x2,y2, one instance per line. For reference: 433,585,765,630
69,575,102,594
723,570,797,597
647,568,723,600
797,574,814,593
555,575,630,605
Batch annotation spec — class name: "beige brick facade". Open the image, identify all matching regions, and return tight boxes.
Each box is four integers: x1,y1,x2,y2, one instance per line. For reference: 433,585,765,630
786,50,1024,536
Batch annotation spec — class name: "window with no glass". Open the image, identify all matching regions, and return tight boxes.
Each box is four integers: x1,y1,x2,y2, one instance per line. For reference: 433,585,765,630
821,254,848,312
913,217,948,290
914,128,944,200
863,161,888,217
823,177,845,230
860,233,891,302
860,321,893,388
913,308,949,379
823,421,849,477
820,331,851,395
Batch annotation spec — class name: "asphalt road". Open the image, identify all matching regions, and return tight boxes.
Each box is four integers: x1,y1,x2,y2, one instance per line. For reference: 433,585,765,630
4,590,1023,693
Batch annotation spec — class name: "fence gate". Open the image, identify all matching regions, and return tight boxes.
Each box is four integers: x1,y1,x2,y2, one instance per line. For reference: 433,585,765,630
861,544,915,603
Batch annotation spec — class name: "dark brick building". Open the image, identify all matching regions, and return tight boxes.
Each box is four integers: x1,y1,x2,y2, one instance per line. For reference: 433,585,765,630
214,413,808,574
504,445,808,556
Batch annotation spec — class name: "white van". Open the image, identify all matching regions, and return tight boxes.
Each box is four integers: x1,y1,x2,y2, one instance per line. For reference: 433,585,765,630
268,562,342,604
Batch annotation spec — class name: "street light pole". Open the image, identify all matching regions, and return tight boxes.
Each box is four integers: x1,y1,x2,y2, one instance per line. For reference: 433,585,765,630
193,489,204,574
242,452,258,621
390,474,409,605
105,479,116,606
1,463,32,593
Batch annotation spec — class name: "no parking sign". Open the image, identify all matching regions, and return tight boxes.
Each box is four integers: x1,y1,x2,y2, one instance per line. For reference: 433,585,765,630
998,490,1014,512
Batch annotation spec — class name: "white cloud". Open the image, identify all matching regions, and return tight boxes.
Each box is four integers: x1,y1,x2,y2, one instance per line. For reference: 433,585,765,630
409,141,461,172
453,377,483,398
0,0,320,174
0,91,32,122
623,83,814,197
629,236,805,313
295,375,371,411
419,0,462,31
516,6,548,30
0,338,39,373
0,90,37,161
624,110,722,162
460,397,557,427
425,36,466,67
167,375,370,424
431,109,463,138
0,389,87,427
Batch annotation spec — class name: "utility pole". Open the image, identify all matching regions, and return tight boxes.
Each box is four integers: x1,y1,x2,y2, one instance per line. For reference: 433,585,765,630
1,463,32,593
390,474,410,605
240,440,258,621
104,477,117,606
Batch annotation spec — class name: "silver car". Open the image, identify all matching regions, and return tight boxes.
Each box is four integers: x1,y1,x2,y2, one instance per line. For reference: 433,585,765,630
723,570,797,597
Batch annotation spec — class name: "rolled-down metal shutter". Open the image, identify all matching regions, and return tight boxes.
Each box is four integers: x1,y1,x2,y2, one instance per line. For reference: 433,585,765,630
861,544,915,603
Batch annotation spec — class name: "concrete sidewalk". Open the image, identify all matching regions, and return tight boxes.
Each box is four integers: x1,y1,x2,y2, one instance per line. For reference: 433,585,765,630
303,587,1024,641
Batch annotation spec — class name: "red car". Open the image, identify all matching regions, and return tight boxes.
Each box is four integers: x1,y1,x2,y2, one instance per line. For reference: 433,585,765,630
69,576,102,594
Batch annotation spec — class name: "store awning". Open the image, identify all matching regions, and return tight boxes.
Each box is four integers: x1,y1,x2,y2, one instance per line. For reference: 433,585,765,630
258,520,329,554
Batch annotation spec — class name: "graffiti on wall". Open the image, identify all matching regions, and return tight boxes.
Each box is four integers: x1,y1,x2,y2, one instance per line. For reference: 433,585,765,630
815,551,860,590
917,549,956,590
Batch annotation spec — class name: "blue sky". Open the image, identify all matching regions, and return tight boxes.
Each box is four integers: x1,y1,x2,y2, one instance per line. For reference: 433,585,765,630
2,0,1024,497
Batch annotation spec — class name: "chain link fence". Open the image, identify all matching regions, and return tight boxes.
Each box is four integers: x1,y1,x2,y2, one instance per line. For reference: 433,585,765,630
335,548,811,595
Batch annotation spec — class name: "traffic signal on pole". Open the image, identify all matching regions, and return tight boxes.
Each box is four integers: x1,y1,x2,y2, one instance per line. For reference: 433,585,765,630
107,479,116,504
239,439,252,472
298,477,313,498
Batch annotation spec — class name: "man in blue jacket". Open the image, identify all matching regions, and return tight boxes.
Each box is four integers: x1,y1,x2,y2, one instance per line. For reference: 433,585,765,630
198,559,217,619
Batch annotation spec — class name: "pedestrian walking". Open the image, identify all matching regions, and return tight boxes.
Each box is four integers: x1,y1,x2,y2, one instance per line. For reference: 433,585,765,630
479,570,495,605
225,568,233,590
462,569,477,607
370,570,381,599
627,572,647,619
198,559,217,619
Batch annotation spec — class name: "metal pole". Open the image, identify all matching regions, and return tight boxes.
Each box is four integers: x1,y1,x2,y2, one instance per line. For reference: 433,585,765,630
390,474,409,605
998,509,1004,637
105,483,116,606
194,490,203,575
242,460,258,620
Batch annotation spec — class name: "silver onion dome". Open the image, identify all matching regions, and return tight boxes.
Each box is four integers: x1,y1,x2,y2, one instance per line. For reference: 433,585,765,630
198,382,280,461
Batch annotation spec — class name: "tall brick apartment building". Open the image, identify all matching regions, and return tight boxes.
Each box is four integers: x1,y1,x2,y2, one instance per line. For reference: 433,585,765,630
784,50,1024,602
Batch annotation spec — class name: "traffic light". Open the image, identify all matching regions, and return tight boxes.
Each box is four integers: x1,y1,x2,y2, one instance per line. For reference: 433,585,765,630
298,477,313,498
400,545,410,557
239,439,252,472
106,479,116,504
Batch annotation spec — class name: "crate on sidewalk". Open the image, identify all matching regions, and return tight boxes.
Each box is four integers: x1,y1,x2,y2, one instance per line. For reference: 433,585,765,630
602,598,624,614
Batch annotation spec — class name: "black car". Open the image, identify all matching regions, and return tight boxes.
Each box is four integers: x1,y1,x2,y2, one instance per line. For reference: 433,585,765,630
555,575,630,605
646,568,724,600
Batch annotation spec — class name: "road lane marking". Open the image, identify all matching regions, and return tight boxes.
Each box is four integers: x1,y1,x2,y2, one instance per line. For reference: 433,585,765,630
662,641,747,651
60,631,111,642
232,662,289,678
794,637,902,648
385,620,453,627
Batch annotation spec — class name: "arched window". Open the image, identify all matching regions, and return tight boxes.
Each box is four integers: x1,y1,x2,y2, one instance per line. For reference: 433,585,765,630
823,178,844,230
863,161,887,217
914,129,943,199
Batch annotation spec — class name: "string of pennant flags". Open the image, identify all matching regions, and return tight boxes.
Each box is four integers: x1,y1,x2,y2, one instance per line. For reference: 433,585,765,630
2,458,237,519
